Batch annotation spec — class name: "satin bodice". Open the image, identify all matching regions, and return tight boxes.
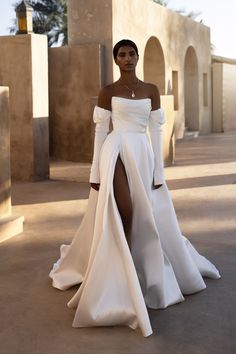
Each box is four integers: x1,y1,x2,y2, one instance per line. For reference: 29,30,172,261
111,97,152,133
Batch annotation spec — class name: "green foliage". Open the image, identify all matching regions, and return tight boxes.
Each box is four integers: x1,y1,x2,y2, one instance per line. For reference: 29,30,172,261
152,0,168,6
11,0,67,47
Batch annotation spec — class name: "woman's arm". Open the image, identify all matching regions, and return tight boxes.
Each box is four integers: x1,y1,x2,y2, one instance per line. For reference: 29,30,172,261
148,84,165,189
97,85,113,110
90,87,112,191
150,84,161,111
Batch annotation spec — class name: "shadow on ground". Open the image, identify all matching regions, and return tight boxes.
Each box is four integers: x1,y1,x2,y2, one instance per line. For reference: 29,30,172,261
1,132,236,354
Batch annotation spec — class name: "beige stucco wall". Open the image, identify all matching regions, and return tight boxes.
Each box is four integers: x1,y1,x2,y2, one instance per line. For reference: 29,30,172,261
0,34,49,181
222,64,236,131
67,0,113,85
49,44,102,162
212,62,236,132
0,86,24,242
0,87,11,218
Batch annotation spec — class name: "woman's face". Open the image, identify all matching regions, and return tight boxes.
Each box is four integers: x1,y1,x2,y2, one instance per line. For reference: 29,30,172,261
115,45,139,71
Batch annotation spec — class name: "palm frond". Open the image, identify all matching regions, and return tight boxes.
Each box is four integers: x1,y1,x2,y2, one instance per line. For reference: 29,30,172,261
10,0,67,47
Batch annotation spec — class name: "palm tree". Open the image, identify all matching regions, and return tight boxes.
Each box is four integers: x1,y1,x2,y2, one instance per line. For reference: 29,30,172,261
11,0,67,47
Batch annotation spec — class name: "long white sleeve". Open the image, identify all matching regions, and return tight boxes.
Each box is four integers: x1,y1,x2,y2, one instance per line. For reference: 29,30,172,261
148,108,165,185
89,106,111,184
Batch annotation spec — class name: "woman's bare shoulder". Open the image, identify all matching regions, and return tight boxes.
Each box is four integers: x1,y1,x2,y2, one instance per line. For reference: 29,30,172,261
143,82,160,110
97,83,116,110
142,82,159,94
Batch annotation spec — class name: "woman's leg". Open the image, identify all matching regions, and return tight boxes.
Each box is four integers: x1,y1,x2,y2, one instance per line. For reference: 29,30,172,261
113,156,133,249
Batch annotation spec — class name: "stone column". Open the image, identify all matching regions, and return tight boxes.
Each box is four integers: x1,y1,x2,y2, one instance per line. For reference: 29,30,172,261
0,34,49,181
0,87,24,243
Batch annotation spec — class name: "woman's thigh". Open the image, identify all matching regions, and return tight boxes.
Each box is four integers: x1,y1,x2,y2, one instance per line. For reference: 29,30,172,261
113,156,133,230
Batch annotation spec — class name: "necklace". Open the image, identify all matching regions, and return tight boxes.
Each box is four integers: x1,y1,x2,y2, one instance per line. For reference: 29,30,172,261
121,79,139,98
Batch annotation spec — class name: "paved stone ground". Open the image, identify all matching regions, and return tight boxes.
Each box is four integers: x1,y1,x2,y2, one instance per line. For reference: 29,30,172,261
1,132,236,354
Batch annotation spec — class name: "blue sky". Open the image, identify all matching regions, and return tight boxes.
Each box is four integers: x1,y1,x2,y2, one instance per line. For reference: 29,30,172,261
1,0,236,59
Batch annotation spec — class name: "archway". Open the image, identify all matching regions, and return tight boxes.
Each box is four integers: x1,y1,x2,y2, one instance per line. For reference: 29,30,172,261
184,46,199,131
143,37,165,94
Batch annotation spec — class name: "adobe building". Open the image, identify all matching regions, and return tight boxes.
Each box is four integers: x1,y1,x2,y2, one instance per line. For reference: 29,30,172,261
1,0,235,243
49,0,213,165
1,0,235,184
69,0,212,135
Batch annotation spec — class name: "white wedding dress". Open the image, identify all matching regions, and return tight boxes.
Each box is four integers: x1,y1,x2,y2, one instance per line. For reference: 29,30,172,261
49,97,220,337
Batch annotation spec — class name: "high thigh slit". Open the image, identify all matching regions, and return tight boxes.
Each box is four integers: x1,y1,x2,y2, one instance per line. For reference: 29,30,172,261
49,97,220,337
113,155,133,249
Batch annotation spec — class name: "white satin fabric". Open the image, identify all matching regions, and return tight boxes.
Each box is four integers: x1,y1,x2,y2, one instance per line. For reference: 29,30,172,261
49,97,220,337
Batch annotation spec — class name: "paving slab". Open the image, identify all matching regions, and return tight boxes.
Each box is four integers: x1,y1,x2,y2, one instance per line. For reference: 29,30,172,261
1,133,236,354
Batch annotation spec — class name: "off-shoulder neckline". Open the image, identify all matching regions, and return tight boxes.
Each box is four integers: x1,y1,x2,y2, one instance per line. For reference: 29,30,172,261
96,96,154,112
112,96,151,101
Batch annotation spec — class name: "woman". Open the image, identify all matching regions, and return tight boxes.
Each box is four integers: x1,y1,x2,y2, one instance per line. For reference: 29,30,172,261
50,39,220,337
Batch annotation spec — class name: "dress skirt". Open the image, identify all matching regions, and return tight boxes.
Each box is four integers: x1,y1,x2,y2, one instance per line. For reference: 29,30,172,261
50,126,220,337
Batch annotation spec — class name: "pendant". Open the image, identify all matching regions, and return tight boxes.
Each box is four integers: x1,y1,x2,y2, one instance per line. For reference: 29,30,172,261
131,92,135,98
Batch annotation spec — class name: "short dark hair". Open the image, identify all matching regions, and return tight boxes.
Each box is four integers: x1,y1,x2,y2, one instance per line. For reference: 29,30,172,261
113,39,139,60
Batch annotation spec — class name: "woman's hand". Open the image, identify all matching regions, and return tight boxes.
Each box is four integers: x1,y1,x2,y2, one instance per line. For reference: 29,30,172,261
90,183,100,191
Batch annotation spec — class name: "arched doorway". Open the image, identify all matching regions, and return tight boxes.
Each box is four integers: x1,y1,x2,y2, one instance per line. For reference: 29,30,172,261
143,37,165,94
184,46,199,131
